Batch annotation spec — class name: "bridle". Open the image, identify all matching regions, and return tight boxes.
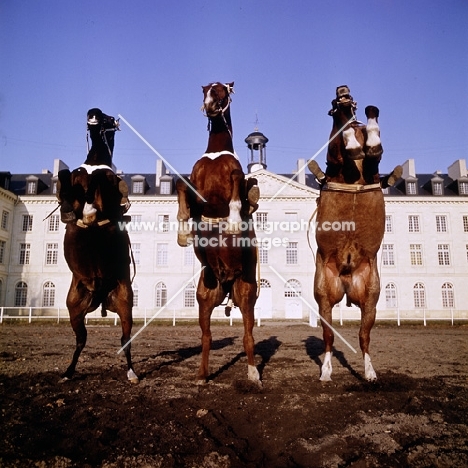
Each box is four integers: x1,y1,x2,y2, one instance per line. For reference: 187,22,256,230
86,114,120,156
201,83,234,136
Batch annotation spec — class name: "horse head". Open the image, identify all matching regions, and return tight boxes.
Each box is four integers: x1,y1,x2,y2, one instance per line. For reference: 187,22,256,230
201,82,234,118
86,108,120,161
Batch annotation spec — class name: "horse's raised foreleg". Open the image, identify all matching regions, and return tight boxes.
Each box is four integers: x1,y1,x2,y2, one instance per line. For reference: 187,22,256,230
226,169,244,234
364,106,383,159
175,179,193,247
233,280,261,386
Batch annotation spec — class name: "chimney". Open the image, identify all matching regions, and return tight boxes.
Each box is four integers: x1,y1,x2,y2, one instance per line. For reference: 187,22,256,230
156,159,167,187
448,159,467,180
53,159,69,177
402,159,416,178
296,159,306,184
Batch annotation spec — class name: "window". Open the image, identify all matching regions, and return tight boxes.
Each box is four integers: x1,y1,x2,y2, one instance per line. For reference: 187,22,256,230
156,243,168,266
1,210,9,230
19,243,30,264
22,215,33,232
437,244,450,266
0,240,5,264
155,282,167,308
258,241,268,264
131,243,141,265
406,181,417,195
410,244,423,266
48,215,60,232
441,283,454,308
256,212,268,231
184,248,195,266
15,281,28,307
158,214,170,233
132,180,144,194
133,283,139,307
432,181,443,195
384,215,393,233
260,279,271,289
286,242,298,264
413,283,426,308
408,215,420,233
463,216,468,232
27,181,37,194
459,181,468,195
183,283,196,308
435,215,447,233
42,281,55,307
160,181,171,195
382,244,395,266
284,279,301,297
52,180,58,194
45,243,58,265
385,283,398,308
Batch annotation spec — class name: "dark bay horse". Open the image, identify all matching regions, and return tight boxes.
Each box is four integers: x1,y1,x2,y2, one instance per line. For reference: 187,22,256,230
59,109,137,383
309,86,386,381
176,82,261,385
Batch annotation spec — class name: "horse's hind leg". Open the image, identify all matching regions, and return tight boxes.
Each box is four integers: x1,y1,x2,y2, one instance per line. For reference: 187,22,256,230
113,281,139,383
359,260,380,381
233,280,261,386
62,311,87,380
175,179,193,247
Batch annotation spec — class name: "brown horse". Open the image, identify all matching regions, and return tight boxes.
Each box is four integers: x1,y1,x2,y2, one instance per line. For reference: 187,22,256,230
60,109,137,383
176,82,261,385
309,85,385,381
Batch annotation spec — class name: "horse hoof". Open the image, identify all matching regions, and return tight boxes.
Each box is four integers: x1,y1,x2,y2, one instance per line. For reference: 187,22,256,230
127,369,139,383
248,364,261,385
177,232,193,247
386,165,403,187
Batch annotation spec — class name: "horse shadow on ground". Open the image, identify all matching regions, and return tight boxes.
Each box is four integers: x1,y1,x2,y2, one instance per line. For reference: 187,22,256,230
138,337,237,379
206,336,282,383
303,336,364,382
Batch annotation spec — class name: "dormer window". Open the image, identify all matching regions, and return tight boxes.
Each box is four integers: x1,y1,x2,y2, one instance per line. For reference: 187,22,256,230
459,180,468,195
406,180,417,195
26,176,38,195
160,175,173,195
432,181,443,195
131,175,148,195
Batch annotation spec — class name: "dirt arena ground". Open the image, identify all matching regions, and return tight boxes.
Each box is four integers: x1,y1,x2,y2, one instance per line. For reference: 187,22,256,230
1,320,467,468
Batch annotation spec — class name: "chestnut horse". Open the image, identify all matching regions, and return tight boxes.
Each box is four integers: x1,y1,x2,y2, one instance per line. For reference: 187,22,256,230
309,86,385,381
59,109,137,383
176,82,261,385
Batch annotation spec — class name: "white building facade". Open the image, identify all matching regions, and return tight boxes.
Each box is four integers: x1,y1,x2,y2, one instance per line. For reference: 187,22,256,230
0,155,467,324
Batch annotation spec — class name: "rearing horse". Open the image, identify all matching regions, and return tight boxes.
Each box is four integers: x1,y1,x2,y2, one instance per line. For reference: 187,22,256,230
59,109,138,383
309,86,385,382
176,82,261,385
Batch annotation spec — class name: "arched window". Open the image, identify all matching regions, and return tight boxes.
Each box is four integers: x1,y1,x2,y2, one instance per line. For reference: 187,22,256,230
385,283,397,308
15,281,28,307
183,283,196,308
42,281,55,307
284,279,301,298
155,282,167,308
441,283,454,308
132,283,139,308
413,282,426,308
260,279,271,289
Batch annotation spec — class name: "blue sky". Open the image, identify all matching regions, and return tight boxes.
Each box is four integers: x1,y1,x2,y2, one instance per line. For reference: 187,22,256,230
1,0,467,177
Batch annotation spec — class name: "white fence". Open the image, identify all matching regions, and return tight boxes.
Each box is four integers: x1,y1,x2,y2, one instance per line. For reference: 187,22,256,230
1,306,467,326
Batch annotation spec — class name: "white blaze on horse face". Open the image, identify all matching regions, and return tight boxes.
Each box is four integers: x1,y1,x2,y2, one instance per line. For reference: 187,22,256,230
365,118,381,148
343,127,362,151
320,351,333,381
364,353,377,381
